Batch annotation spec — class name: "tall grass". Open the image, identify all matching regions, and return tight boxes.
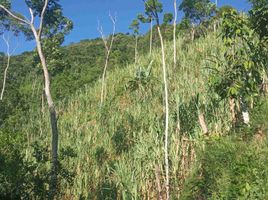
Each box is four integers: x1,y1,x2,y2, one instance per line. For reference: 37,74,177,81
22,32,232,199
181,98,268,200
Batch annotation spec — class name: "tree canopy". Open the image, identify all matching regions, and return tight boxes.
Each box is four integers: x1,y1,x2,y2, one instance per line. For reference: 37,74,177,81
0,0,72,38
179,0,216,24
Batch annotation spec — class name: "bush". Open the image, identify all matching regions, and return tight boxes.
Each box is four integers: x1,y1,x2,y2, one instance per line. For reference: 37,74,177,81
181,98,268,200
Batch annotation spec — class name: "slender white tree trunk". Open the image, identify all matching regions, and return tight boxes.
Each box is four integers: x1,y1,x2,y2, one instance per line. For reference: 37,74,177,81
31,25,59,199
0,2,59,198
157,26,170,200
135,35,138,65
150,20,153,56
191,24,195,41
98,14,116,105
173,0,177,68
198,111,208,135
1,35,16,101
230,98,236,124
100,51,110,104
0,51,10,101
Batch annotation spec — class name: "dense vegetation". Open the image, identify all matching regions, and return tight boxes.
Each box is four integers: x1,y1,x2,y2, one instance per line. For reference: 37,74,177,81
0,0,267,199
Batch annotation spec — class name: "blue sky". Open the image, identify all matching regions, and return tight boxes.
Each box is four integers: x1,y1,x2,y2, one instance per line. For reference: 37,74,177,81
0,0,250,54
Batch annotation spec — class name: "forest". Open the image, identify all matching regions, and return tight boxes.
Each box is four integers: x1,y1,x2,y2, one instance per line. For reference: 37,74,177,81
0,0,267,199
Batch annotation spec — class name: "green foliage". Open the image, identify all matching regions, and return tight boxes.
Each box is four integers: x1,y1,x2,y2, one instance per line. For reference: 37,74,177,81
182,138,268,199
216,5,236,18
0,131,76,199
0,2,267,198
163,12,173,25
137,13,151,24
142,0,163,25
179,0,216,24
26,0,73,36
11,32,230,199
0,0,72,39
181,99,268,200
209,9,266,110
249,0,268,40
112,125,133,155
129,19,140,35
250,98,268,135
126,60,155,92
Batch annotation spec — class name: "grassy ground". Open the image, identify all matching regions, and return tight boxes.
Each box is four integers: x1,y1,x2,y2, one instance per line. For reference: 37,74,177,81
181,98,268,200
21,32,267,199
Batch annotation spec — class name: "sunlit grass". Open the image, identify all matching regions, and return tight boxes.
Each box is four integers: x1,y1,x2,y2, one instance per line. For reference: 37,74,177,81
22,32,233,199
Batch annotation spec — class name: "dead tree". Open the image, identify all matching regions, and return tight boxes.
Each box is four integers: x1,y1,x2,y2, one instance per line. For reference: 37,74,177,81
141,0,171,197
0,34,17,100
156,25,170,199
98,14,116,105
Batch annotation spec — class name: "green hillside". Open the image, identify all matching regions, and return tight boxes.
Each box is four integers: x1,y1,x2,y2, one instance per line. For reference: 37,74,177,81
0,1,267,199
2,31,267,199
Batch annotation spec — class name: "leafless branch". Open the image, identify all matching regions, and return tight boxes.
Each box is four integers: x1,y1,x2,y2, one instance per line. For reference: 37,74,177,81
98,13,117,105
29,8,34,24
38,0,49,38
0,4,30,25
0,34,18,100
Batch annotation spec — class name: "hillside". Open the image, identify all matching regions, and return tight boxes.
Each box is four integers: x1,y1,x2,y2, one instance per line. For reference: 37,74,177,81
0,27,174,130
2,31,264,199
0,1,267,199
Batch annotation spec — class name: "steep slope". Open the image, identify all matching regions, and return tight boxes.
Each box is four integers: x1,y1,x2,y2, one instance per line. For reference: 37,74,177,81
2,30,267,199
22,33,231,199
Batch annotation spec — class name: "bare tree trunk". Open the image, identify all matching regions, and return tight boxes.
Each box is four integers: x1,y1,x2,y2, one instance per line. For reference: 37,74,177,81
31,26,59,199
230,98,236,124
100,52,109,105
213,0,218,35
0,50,10,101
98,14,116,105
157,26,170,200
198,112,208,135
191,26,195,41
135,35,138,65
262,72,268,95
41,88,45,118
0,1,59,198
1,35,16,101
173,0,177,68
150,20,153,56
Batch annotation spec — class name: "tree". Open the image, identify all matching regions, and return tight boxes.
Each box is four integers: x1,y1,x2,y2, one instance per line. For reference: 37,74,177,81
98,14,116,105
179,0,216,24
137,13,154,55
249,0,268,40
162,12,173,36
163,13,173,25
210,8,267,125
179,0,216,40
129,19,140,65
0,0,72,198
216,5,236,18
141,0,170,199
249,0,268,94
